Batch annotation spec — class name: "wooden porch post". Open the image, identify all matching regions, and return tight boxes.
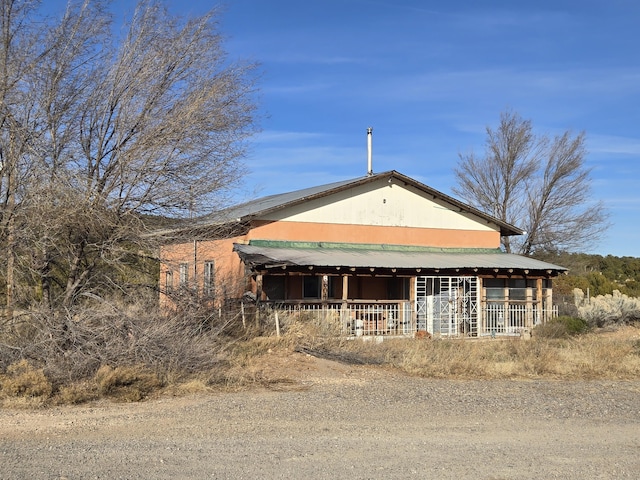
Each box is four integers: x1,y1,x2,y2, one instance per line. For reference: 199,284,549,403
503,286,509,332
321,275,329,301
526,287,534,327
409,276,416,332
477,277,484,335
545,284,553,322
536,278,543,324
341,274,349,333
255,274,263,328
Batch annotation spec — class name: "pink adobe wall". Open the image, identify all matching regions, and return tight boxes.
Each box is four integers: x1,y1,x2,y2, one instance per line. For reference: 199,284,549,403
247,220,501,248
160,219,501,304
160,236,248,306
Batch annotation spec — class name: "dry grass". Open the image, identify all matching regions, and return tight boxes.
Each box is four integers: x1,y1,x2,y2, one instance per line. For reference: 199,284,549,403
1,311,638,408
95,365,163,402
278,320,640,381
0,360,53,408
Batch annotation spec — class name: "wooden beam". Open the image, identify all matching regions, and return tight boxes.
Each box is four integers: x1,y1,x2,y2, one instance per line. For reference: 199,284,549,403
321,275,329,301
342,275,349,301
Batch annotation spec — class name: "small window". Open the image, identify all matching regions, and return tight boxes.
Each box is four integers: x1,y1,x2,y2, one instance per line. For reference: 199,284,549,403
263,276,286,300
302,275,335,298
165,271,173,292
204,261,215,296
179,263,189,285
484,278,504,288
303,276,320,298
484,278,504,300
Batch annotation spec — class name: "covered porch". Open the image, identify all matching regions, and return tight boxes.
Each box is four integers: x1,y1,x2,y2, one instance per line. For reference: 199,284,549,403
234,241,565,338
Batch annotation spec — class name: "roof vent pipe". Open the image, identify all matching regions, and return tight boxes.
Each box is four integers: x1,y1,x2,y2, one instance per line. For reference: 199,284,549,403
367,127,373,176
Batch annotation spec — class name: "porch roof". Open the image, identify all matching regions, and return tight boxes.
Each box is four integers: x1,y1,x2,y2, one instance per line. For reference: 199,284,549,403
233,241,567,277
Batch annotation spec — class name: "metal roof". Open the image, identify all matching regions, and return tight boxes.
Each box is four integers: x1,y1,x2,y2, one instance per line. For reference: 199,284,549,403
233,243,567,274
196,170,523,237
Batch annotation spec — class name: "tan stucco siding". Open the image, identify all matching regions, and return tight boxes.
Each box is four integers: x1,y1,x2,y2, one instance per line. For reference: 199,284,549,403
248,220,500,248
260,179,499,233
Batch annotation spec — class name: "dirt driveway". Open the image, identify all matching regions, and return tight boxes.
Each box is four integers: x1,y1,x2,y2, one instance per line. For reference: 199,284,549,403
1,353,639,479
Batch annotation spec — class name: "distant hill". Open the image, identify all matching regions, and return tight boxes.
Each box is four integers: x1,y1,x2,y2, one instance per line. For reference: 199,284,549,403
534,252,640,298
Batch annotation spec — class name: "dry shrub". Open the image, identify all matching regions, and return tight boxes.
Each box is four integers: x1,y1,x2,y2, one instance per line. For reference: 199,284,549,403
0,359,52,400
576,290,640,327
221,336,291,388
534,316,589,338
55,381,100,405
553,332,640,379
95,365,162,402
167,378,213,396
290,325,640,380
1,297,233,387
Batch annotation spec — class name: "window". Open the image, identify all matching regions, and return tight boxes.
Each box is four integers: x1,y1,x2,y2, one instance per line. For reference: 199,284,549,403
303,276,320,298
179,263,189,286
302,276,335,299
484,278,536,301
484,278,505,300
165,271,173,292
263,276,285,300
508,279,528,301
204,261,215,297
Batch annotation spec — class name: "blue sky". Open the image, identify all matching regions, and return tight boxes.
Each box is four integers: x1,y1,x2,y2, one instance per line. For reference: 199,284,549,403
111,1,640,256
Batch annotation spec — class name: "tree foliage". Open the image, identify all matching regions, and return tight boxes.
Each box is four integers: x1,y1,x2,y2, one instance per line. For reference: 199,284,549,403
0,0,258,317
453,110,608,256
540,251,640,298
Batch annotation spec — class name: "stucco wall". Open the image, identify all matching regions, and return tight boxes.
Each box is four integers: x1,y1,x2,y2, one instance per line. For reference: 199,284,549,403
247,220,500,248
260,178,498,232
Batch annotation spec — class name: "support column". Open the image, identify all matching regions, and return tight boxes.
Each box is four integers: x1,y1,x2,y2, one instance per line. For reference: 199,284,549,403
536,278,543,324
545,283,553,322
477,277,484,335
526,287,533,327
503,286,509,333
410,276,416,333
341,274,349,333
255,274,263,328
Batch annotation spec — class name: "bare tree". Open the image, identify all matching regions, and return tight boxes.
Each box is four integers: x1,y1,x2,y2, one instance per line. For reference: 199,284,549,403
453,110,608,256
0,0,258,317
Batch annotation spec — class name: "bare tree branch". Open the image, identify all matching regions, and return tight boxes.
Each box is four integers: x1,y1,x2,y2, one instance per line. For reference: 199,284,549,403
0,0,259,314
454,110,609,256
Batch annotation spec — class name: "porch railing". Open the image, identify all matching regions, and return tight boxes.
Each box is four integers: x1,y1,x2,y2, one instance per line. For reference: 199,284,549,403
260,300,558,338
481,303,559,336
266,300,415,336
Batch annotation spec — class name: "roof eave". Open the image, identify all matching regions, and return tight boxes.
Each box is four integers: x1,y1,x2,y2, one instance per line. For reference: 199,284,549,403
238,171,393,222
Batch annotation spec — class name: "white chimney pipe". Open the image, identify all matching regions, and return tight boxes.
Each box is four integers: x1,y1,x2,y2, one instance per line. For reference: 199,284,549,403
367,127,373,175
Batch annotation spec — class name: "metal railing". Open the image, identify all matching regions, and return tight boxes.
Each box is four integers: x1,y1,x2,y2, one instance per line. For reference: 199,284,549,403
266,300,415,336
481,303,558,335
261,300,558,338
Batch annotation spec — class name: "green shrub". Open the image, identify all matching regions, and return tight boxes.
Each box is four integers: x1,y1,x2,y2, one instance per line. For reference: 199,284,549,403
556,315,590,335
534,316,589,338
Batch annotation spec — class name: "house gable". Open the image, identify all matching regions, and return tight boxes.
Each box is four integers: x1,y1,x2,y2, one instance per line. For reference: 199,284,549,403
256,176,500,233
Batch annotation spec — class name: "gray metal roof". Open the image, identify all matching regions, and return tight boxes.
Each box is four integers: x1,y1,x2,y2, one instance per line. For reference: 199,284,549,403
196,170,523,237
217,176,361,220
233,243,567,274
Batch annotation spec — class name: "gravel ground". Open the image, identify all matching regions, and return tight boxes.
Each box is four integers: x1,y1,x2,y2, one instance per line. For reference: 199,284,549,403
1,354,639,479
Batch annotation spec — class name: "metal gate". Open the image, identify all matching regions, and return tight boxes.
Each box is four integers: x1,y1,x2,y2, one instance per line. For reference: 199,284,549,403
415,276,478,337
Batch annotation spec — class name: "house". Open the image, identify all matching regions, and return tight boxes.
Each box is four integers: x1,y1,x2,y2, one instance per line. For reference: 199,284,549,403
160,170,566,338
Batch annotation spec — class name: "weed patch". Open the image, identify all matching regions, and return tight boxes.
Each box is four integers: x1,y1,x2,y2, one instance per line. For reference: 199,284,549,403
95,365,162,402
0,360,53,399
